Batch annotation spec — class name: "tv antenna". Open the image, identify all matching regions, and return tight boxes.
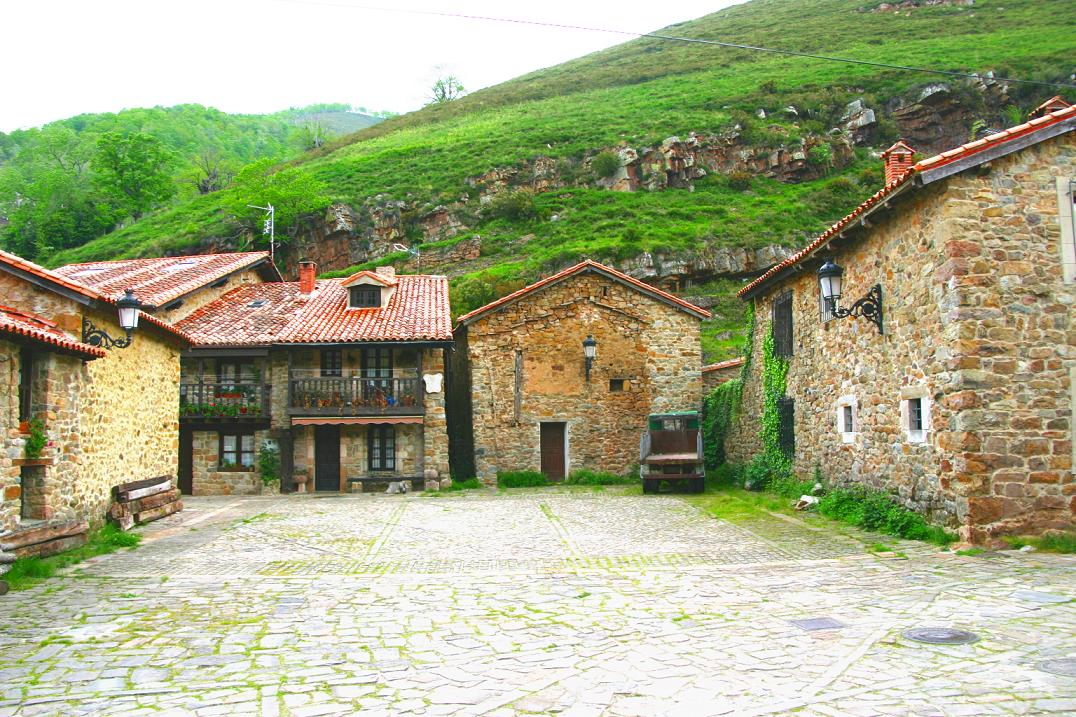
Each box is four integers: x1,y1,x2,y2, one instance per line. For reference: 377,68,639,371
391,243,421,272
248,204,275,262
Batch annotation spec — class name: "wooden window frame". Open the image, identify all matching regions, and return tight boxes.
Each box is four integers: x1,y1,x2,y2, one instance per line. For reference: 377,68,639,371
772,290,794,357
219,431,255,471
349,286,381,308
368,426,396,472
609,378,626,392
320,349,342,377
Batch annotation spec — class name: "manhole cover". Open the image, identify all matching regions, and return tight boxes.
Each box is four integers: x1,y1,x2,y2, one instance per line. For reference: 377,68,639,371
1036,658,1076,677
790,617,845,631
903,627,980,645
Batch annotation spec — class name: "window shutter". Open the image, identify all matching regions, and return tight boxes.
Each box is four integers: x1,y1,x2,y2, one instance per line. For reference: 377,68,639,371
777,397,795,456
772,291,794,357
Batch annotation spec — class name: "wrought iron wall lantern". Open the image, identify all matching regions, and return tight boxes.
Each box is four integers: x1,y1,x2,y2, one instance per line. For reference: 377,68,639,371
582,334,597,381
817,260,884,335
82,289,143,349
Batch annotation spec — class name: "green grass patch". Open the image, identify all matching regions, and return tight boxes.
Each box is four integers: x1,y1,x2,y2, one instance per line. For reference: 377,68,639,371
497,470,551,488
564,469,637,486
3,524,142,592
1004,532,1076,553
442,477,483,491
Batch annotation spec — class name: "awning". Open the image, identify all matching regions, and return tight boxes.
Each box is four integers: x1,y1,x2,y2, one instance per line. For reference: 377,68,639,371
291,416,423,426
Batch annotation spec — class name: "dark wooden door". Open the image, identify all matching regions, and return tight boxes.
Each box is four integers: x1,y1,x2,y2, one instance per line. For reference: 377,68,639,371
178,428,193,495
314,426,341,492
540,422,566,481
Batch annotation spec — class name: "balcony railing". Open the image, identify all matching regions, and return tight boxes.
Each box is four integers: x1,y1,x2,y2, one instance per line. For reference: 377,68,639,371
288,375,424,415
180,382,271,420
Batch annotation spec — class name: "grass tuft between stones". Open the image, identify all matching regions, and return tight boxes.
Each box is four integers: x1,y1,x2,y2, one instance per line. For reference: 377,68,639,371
3,524,141,592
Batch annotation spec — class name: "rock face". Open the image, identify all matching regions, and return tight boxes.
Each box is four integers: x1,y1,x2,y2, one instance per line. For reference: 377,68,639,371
726,131,1075,543
867,0,974,11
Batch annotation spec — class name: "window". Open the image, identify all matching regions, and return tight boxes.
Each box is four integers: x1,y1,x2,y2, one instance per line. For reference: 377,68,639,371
900,389,930,444
772,291,793,357
220,432,255,470
777,397,795,456
609,378,625,392
320,349,342,377
368,426,396,471
218,360,256,386
1055,177,1076,284
349,286,381,308
836,396,857,444
843,405,854,433
19,348,34,422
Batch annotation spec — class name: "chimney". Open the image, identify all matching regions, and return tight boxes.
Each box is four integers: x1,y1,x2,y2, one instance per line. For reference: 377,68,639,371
881,140,916,186
298,260,316,295
375,265,396,279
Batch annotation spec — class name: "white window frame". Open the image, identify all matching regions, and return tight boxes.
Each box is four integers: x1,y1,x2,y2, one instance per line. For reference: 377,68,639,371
835,395,858,444
1057,177,1075,285
900,386,931,445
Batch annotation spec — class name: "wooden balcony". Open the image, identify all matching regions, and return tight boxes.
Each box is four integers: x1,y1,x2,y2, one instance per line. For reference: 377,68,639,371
180,382,271,423
288,375,424,416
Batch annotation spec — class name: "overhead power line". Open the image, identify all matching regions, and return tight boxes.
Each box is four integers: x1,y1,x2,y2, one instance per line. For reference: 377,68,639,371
268,0,1076,89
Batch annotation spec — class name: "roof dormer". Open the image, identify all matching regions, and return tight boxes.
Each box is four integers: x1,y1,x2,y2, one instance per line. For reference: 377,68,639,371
341,268,397,309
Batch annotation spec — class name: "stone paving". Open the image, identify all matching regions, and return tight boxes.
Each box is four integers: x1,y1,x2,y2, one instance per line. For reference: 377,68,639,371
0,489,1073,716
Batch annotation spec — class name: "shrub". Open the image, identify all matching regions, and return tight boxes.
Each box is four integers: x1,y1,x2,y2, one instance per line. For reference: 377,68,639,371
258,442,280,486
742,452,791,491
591,151,621,179
726,170,753,191
497,470,550,488
443,477,483,491
485,190,539,222
707,463,743,487
565,469,635,485
816,484,954,545
807,143,832,166
24,418,47,459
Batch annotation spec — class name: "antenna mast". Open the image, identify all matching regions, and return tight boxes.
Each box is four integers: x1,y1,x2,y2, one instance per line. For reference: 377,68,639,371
248,204,276,262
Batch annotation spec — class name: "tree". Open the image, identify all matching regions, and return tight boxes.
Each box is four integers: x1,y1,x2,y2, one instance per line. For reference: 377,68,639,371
93,131,176,219
226,159,331,246
298,119,331,150
428,75,466,104
190,151,233,194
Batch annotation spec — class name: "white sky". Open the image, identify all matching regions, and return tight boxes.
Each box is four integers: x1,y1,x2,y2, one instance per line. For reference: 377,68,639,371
1,0,745,132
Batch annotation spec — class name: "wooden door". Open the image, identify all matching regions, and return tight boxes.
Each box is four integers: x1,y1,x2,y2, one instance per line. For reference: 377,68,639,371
540,422,566,481
314,426,341,492
178,428,193,495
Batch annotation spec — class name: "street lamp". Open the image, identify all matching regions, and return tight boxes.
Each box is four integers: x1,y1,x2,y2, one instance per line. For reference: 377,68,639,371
582,334,597,381
83,289,144,349
817,260,884,335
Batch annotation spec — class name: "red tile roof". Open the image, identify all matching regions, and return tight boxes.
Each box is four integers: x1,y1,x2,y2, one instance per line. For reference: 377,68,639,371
456,260,711,326
739,103,1076,298
176,274,453,347
55,252,278,307
702,357,745,373
0,305,105,359
340,270,398,288
0,248,190,345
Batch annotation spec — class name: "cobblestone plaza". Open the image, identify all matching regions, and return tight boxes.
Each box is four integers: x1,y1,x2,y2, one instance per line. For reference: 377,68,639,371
0,490,1073,716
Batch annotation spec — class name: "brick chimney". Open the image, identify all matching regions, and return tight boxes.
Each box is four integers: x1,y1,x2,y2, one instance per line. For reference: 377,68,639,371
298,260,316,295
881,140,916,186
375,265,396,279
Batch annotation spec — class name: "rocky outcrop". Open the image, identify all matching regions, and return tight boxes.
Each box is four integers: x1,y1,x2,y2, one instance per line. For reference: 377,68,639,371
867,0,974,11
616,245,796,288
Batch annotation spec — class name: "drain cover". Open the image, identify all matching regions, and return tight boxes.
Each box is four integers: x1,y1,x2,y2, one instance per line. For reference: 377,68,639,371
790,617,845,631
903,627,980,645
1036,658,1076,677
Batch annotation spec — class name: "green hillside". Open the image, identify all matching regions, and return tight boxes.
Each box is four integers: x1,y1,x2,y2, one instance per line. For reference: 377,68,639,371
34,0,1076,357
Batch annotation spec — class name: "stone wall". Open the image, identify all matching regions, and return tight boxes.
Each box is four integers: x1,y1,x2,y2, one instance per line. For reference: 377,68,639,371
727,132,1075,542
466,271,703,481
0,339,23,531
0,273,182,530
422,348,449,479
190,429,269,496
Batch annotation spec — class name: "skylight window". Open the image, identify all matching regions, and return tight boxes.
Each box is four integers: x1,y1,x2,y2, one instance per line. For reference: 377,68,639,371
248,299,268,308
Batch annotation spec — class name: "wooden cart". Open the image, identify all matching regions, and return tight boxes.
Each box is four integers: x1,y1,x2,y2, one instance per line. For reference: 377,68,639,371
639,412,705,494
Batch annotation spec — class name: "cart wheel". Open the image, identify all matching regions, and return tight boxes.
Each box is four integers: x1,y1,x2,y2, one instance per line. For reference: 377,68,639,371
643,479,658,495
691,477,705,494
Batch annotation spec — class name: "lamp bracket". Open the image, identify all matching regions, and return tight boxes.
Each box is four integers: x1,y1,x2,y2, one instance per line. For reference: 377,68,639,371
82,317,133,350
830,284,884,335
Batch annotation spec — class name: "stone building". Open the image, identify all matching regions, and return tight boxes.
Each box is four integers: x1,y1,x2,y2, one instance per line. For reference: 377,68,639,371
0,249,188,532
174,263,453,495
702,357,745,392
728,102,1076,542
454,260,709,482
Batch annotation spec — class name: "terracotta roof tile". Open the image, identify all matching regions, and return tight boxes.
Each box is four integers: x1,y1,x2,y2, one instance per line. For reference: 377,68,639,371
0,248,190,345
0,305,105,358
739,104,1076,298
55,252,278,307
177,275,453,347
456,260,710,326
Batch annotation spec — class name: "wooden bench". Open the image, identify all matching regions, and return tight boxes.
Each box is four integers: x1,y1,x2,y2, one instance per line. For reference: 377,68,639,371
347,475,424,492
